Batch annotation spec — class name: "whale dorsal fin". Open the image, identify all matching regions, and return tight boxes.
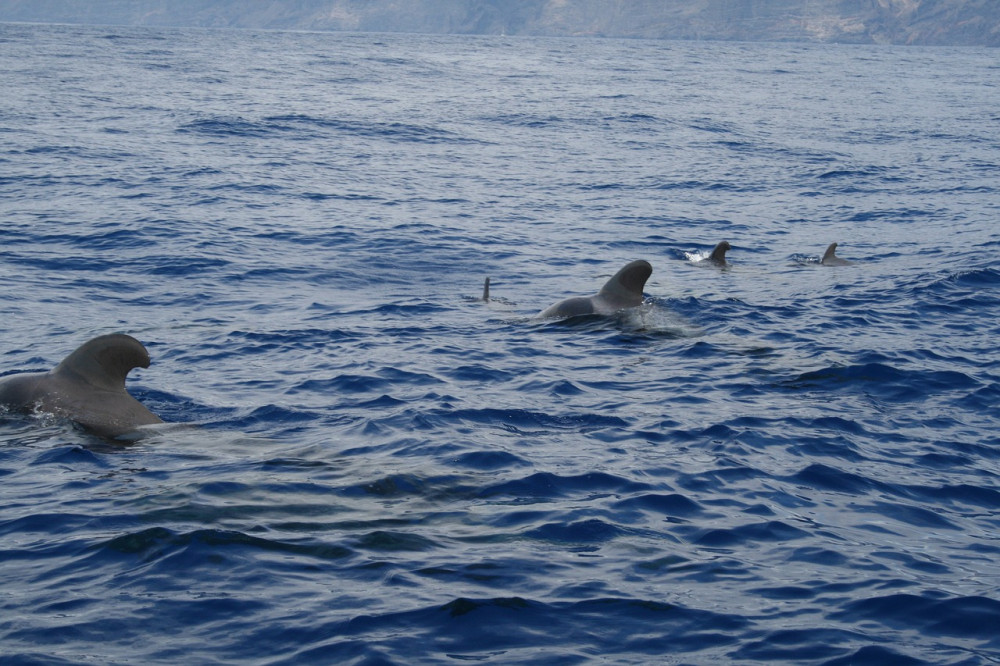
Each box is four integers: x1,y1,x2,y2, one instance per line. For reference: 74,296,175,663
822,242,839,263
597,260,652,308
53,334,152,391
708,241,731,265
821,242,852,266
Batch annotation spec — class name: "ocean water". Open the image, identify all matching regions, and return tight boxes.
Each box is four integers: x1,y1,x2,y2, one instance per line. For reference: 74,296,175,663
1,20,999,664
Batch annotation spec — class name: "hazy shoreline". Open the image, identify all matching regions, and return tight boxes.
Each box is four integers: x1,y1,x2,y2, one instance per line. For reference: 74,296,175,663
1,0,997,47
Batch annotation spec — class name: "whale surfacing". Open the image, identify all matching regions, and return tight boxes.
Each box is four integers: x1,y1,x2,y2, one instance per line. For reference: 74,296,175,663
0,333,163,438
707,241,731,266
538,260,652,319
821,242,852,266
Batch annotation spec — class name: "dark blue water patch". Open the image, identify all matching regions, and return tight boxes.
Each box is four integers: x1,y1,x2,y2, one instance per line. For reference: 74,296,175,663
921,483,1000,510
689,118,740,135
513,378,585,396
613,492,704,518
342,394,407,413
253,228,361,248
481,112,568,129
426,407,629,436
230,265,364,287
666,423,738,445
0,511,102,545
0,252,117,273
777,362,979,402
816,165,898,180
28,444,109,468
845,208,940,223
353,530,440,552
786,546,850,567
653,178,731,191
689,520,811,548
206,181,285,195
790,464,1000,516
177,116,277,138
479,471,652,501
0,226,155,251
354,302,453,318
732,627,871,663
906,268,1000,304
253,595,738,663
290,368,443,395
339,472,477,502
658,555,756,585
229,404,323,433
790,463,884,495
865,500,961,530
524,518,624,545
915,451,974,470
829,593,1000,643
442,363,523,384
750,584,818,600
258,113,486,145
946,266,1000,290
100,526,353,563
603,112,663,126
821,645,930,666
675,462,768,493
223,328,365,352
452,449,529,471
300,190,383,202
870,549,951,575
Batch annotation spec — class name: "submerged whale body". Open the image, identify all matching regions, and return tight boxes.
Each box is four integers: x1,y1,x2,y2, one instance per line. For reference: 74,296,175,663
0,333,163,438
538,260,653,319
821,242,852,266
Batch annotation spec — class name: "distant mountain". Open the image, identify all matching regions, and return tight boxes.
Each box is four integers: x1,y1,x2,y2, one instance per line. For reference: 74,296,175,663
1,0,997,46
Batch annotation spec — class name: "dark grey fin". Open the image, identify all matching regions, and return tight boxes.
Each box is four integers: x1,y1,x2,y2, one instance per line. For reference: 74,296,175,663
822,243,838,263
483,277,490,302
53,334,152,392
597,260,652,307
821,242,851,266
708,241,731,265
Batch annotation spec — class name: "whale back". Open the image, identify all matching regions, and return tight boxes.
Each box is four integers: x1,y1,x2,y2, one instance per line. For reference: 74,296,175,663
0,333,165,437
538,296,596,319
596,259,652,309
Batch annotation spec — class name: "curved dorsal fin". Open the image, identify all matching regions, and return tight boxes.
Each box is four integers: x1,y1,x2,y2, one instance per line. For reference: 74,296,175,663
53,334,152,391
822,242,839,263
597,260,653,306
708,241,731,265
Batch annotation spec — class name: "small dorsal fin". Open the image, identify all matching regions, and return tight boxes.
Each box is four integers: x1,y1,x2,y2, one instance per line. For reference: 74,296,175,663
822,242,839,263
483,277,490,302
53,334,152,391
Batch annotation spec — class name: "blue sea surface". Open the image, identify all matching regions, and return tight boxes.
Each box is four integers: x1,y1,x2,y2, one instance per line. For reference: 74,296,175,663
1,22,999,664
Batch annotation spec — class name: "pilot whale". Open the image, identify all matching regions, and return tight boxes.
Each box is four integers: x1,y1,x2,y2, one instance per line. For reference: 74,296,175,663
0,333,163,438
706,241,731,266
821,242,852,266
537,260,653,319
